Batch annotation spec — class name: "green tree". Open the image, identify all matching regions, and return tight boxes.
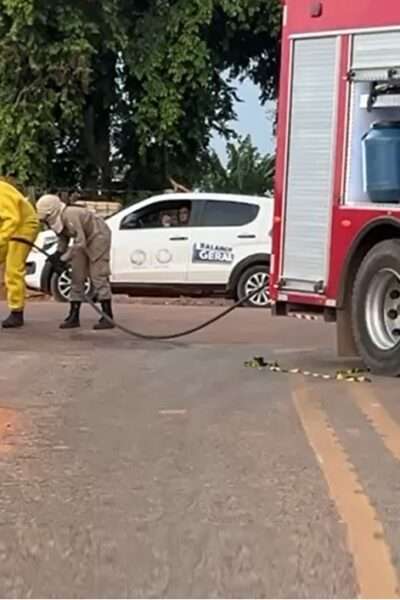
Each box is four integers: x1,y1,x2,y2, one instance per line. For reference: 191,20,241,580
198,135,275,195
0,0,281,189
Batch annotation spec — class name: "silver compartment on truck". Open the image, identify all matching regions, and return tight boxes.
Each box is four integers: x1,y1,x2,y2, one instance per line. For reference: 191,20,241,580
345,31,400,206
281,36,339,292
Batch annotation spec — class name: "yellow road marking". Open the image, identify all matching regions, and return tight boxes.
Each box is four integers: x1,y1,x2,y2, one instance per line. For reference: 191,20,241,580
353,386,400,462
293,386,399,599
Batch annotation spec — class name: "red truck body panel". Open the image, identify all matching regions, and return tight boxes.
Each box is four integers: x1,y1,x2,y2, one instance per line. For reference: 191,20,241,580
271,0,400,309
283,0,400,34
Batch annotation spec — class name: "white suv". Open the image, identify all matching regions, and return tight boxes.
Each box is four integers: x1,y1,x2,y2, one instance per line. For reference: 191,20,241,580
26,192,273,308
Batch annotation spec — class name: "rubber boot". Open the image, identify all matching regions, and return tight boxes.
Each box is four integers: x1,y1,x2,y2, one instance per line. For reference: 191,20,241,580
93,300,115,330
60,302,81,330
2,310,24,329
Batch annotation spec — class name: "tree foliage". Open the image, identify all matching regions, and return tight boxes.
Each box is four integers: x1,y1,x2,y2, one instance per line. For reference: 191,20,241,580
197,135,275,195
0,0,281,189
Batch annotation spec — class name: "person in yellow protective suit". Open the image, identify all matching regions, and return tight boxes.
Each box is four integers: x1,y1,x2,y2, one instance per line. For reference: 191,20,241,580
0,179,39,328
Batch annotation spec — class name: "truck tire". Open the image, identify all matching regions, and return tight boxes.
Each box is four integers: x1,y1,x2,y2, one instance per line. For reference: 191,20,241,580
237,264,270,308
352,239,400,376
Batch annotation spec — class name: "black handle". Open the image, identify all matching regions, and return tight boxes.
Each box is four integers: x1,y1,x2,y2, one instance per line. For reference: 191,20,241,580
237,234,256,239
169,236,188,241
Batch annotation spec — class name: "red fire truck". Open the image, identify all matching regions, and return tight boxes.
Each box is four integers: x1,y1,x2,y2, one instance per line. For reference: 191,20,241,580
271,0,400,376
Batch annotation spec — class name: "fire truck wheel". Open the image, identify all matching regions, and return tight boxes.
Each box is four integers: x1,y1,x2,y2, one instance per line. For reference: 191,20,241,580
352,239,400,376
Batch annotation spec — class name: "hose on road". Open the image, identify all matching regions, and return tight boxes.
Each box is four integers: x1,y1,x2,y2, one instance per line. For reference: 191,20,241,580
13,237,372,384
13,237,268,341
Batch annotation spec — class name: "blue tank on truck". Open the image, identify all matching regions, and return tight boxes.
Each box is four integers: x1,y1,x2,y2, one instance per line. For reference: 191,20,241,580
363,121,400,203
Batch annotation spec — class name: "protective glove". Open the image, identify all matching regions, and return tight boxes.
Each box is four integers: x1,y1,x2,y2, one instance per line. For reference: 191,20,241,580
61,248,73,263
48,251,68,275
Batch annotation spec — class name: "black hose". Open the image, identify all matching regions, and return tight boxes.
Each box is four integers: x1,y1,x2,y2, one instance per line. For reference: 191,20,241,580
84,286,266,340
13,236,269,341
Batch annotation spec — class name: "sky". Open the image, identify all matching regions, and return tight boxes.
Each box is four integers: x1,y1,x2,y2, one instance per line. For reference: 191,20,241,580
211,78,276,163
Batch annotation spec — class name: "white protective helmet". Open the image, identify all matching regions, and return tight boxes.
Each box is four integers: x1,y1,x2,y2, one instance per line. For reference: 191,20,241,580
36,194,66,234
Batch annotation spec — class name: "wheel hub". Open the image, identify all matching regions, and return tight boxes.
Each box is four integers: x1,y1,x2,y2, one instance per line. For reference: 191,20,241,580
57,270,91,302
244,272,270,307
365,267,400,351
58,271,72,299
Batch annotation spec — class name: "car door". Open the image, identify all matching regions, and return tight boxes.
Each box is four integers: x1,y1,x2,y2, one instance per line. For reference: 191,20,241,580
111,198,193,284
188,199,262,284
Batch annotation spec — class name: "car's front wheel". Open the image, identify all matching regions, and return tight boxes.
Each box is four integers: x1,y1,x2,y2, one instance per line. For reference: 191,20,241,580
237,264,270,308
50,270,92,303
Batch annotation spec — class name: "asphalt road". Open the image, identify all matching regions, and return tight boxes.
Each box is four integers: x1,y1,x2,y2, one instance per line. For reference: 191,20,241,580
0,301,400,598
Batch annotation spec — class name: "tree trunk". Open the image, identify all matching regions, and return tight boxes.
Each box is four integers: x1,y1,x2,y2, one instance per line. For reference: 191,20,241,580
81,49,116,190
